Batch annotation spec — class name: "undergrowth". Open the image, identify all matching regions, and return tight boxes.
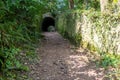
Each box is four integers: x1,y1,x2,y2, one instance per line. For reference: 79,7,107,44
0,0,47,79
96,53,120,80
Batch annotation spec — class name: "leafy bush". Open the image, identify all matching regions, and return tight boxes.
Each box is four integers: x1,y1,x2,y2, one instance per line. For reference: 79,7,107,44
99,53,120,68
0,0,49,79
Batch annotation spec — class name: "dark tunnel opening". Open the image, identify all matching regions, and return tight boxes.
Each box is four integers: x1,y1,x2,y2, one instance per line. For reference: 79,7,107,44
41,17,55,32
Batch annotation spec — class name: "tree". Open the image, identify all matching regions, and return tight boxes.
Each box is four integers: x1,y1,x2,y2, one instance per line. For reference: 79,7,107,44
68,0,74,9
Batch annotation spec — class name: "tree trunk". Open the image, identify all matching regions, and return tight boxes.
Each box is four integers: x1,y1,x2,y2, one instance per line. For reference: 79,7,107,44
69,0,74,9
100,0,108,12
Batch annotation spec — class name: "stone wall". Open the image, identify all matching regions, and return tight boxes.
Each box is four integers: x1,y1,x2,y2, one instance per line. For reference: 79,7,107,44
56,10,120,55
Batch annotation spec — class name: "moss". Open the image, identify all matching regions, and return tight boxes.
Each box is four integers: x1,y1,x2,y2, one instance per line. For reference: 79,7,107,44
81,41,88,48
81,41,98,53
87,43,98,52
73,33,82,46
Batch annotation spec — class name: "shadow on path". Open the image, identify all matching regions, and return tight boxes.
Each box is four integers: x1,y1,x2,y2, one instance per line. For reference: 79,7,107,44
29,32,107,80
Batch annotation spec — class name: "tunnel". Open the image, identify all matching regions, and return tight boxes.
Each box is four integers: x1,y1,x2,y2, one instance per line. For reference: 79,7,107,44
41,17,55,32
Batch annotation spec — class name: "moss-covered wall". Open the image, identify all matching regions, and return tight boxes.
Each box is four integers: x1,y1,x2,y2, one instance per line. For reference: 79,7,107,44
56,10,120,55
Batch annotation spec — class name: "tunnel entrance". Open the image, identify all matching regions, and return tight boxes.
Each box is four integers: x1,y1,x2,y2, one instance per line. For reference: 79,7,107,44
41,17,55,32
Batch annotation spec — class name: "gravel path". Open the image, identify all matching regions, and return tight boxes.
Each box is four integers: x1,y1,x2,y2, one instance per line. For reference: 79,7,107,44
29,32,107,80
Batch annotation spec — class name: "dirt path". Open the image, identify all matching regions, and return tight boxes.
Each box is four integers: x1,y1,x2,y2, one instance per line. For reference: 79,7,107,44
29,32,106,80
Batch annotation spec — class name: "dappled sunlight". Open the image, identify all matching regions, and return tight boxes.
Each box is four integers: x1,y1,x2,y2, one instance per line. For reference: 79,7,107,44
28,32,110,80
1,0,120,79
67,55,88,69
65,51,105,80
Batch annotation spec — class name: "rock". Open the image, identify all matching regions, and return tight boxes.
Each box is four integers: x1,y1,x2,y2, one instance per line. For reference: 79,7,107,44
36,77,40,80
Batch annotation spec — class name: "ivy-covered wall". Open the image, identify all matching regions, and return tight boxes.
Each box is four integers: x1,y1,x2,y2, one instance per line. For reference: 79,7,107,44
56,10,120,55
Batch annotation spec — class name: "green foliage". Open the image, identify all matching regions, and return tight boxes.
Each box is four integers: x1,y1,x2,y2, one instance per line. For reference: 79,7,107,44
99,53,120,68
55,0,100,12
97,54,120,80
0,1,42,54
0,0,50,79
4,48,20,69
74,0,100,10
